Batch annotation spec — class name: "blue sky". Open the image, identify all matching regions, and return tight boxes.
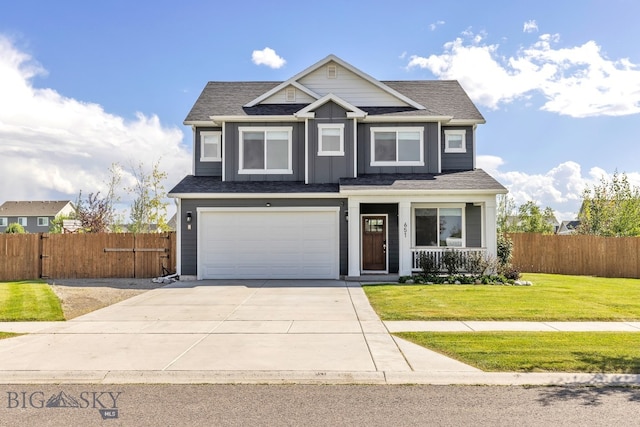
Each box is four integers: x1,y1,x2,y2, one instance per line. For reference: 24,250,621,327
1,0,639,220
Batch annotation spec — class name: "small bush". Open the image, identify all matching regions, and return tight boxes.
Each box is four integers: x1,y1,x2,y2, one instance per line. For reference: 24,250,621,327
497,234,513,267
442,249,463,275
4,223,25,234
418,252,440,275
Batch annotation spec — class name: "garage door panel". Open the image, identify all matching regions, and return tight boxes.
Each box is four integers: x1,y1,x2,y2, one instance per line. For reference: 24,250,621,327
199,209,339,279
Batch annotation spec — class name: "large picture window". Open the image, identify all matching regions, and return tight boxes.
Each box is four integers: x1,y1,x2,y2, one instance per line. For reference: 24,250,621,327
415,207,463,247
239,127,292,174
370,127,423,166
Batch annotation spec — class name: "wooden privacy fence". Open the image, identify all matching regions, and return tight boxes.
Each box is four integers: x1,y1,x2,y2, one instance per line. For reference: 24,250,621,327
0,232,176,281
509,233,640,278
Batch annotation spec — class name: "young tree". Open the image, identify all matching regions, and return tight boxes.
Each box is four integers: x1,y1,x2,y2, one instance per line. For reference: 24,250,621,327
496,194,518,233
516,201,556,234
75,191,111,233
127,160,170,233
578,171,640,236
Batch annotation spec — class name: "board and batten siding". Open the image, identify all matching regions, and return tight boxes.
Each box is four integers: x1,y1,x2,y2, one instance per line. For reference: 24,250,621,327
308,101,355,184
223,121,305,182
298,62,408,107
194,127,223,177
441,126,474,171
179,198,348,276
357,122,439,174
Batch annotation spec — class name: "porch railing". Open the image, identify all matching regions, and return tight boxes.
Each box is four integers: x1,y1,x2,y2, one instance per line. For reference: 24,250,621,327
411,247,487,273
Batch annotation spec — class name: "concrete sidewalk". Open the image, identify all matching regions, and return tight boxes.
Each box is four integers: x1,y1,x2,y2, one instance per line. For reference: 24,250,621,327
0,279,638,386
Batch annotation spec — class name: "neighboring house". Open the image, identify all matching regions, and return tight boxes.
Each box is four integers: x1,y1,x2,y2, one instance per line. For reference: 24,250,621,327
0,200,75,233
169,55,507,280
557,220,581,235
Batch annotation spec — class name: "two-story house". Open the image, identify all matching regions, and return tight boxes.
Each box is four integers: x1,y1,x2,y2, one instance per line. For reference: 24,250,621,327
0,200,75,233
169,55,507,280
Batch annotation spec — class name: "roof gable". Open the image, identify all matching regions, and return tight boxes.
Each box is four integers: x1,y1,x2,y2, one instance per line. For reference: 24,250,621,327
244,55,425,110
294,93,367,118
0,201,74,217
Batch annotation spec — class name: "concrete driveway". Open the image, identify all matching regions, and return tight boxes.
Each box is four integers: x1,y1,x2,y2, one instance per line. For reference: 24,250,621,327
0,280,475,383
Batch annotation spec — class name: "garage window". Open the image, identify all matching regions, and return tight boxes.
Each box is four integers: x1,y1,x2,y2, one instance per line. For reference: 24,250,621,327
239,127,293,174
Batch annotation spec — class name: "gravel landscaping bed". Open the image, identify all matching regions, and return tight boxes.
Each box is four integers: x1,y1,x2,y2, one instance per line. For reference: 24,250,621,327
47,278,168,320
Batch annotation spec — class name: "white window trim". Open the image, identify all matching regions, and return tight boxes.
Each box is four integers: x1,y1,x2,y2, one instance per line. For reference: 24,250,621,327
238,126,293,174
444,129,466,153
37,217,49,227
317,123,345,156
0,218,7,227
370,127,424,167
412,204,466,248
18,217,27,227
200,131,222,162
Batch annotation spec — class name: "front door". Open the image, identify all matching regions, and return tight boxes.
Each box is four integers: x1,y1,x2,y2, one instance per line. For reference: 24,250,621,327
362,216,386,271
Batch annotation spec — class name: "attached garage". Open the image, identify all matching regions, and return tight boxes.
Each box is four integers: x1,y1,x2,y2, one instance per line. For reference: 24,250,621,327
198,207,340,279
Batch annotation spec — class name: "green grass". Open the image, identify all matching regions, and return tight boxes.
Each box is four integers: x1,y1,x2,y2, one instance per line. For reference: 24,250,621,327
0,281,65,321
396,331,640,373
363,273,640,321
0,332,19,340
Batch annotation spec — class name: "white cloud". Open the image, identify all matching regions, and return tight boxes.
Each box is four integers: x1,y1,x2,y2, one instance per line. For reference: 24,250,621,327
407,31,640,117
523,20,538,33
477,156,640,220
429,20,445,31
251,47,286,69
0,36,191,215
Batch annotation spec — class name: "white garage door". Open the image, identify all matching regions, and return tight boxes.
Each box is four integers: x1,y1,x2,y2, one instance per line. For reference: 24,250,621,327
199,208,340,279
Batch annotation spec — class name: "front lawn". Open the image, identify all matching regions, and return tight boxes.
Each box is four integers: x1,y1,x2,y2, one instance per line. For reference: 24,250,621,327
363,273,640,321
396,331,640,373
0,281,65,321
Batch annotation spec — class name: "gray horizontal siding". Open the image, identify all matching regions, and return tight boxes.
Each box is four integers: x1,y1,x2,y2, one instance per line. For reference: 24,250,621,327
194,127,223,177
441,126,474,171
358,123,439,174
179,198,348,276
0,216,53,233
224,122,305,182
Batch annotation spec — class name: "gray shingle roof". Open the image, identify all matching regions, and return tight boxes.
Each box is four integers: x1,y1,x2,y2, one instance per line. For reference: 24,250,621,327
169,170,506,195
169,176,339,195
184,80,484,123
0,200,73,216
339,170,507,192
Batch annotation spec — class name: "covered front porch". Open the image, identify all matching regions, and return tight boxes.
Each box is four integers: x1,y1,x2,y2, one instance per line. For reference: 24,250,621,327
345,195,499,277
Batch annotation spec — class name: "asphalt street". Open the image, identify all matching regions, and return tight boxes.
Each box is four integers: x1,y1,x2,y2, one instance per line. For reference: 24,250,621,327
1,384,639,426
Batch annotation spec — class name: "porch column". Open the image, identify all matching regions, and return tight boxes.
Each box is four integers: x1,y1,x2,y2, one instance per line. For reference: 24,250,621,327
347,201,360,277
398,201,412,276
485,199,498,257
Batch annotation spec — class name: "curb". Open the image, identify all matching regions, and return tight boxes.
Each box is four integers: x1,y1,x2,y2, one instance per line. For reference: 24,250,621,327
1,371,639,386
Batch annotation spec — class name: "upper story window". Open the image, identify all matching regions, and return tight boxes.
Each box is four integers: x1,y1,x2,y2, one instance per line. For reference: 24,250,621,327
18,217,27,227
318,123,344,156
239,127,293,174
38,217,49,227
0,218,7,227
414,207,464,247
201,131,222,162
370,127,424,166
444,129,466,153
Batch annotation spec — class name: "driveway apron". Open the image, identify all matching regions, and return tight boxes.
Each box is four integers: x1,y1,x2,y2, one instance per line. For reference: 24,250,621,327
0,280,474,375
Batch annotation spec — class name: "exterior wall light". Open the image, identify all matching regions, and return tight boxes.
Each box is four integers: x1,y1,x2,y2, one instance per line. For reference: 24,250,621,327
186,211,192,223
